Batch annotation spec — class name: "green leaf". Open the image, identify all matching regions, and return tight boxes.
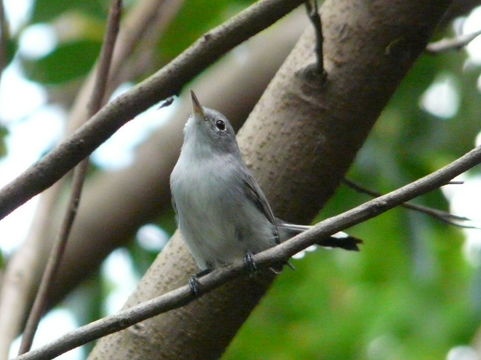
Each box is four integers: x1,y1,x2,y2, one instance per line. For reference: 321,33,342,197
31,0,107,23
22,39,101,84
0,125,8,158
5,38,17,65
158,0,255,60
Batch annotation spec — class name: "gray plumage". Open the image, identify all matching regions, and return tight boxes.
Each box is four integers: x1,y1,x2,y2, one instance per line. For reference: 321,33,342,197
170,91,356,271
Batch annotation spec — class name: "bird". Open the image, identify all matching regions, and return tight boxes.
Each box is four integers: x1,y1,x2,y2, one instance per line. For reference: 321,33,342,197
170,91,360,293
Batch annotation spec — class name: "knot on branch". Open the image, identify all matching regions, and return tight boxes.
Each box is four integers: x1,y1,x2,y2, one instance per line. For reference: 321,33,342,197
295,63,327,90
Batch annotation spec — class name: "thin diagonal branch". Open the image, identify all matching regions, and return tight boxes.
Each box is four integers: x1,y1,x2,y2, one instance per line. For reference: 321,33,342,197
0,0,306,222
343,178,478,229
440,0,481,27
17,0,122,354
67,0,183,133
110,0,185,96
426,29,481,54
0,0,184,354
14,144,481,360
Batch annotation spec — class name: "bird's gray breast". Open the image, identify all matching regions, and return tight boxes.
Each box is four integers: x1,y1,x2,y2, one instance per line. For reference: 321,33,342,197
170,155,276,269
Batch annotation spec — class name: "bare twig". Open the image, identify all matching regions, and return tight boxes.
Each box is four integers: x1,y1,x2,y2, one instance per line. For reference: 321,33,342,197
0,0,305,222
0,0,184,354
0,0,8,86
67,0,184,133
111,0,185,92
426,29,481,54
17,0,122,354
304,0,326,77
343,178,478,229
14,145,481,360
0,9,302,355
440,0,481,27
0,185,63,359
158,96,174,108
42,10,306,311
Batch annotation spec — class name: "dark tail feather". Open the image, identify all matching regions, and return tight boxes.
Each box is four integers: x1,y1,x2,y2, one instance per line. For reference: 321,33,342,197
277,221,363,252
316,233,363,251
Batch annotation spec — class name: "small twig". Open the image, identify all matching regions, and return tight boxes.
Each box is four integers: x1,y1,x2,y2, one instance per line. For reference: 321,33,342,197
0,1,183,353
440,0,481,27
426,29,481,54
343,178,478,229
304,0,326,77
447,180,464,185
14,144,481,360
0,0,9,87
112,0,185,97
157,96,175,109
17,0,122,354
0,0,306,222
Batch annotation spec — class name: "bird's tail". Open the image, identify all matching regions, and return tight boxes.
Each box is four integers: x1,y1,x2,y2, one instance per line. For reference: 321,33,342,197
277,222,362,251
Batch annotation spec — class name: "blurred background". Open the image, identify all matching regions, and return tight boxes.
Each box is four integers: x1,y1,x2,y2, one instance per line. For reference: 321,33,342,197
1,0,481,359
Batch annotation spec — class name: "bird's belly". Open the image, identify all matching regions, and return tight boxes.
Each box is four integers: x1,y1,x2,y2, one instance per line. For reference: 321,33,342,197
172,171,275,269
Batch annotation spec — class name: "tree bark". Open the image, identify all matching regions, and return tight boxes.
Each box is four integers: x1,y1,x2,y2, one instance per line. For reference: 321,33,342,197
0,0,183,354
49,11,305,306
88,0,451,359
0,13,305,355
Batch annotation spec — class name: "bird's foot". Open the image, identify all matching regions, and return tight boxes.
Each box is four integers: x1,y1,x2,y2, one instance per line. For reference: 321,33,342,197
243,252,258,276
189,268,212,296
269,260,295,274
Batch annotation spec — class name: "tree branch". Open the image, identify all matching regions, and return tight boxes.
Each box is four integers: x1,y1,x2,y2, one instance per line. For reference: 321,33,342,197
17,0,122,354
87,1,453,357
0,12,306,356
67,0,183,133
440,0,481,26
0,0,305,222
47,10,305,309
111,0,185,94
343,178,478,229
426,29,481,54
0,0,184,354
14,144,481,360
304,0,326,78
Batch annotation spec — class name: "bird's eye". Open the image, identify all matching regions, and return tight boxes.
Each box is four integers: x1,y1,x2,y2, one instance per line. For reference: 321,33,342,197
215,119,225,131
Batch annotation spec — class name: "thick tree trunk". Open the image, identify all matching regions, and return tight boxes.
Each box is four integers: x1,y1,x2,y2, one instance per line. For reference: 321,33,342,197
88,0,451,359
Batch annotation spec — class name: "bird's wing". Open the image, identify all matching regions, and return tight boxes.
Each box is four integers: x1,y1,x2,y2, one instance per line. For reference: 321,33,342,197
241,172,277,226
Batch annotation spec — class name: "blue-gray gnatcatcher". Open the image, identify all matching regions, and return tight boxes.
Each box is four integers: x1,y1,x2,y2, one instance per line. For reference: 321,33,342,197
170,91,360,290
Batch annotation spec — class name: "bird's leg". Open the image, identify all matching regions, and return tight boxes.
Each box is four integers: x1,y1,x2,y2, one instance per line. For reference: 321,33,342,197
269,260,295,274
243,252,258,276
189,268,212,296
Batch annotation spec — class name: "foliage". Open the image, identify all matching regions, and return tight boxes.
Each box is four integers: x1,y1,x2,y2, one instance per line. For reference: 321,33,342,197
224,45,481,360
2,0,480,359
23,40,102,84
30,0,108,24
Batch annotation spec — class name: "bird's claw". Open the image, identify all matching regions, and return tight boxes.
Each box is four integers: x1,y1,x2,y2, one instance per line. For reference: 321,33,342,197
189,276,201,296
188,268,212,296
243,252,258,275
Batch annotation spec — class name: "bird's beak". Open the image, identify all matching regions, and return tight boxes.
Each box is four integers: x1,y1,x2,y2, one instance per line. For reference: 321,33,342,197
190,90,205,119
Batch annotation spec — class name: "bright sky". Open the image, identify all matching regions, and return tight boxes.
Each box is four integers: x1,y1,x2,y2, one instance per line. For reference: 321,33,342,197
1,1,481,359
